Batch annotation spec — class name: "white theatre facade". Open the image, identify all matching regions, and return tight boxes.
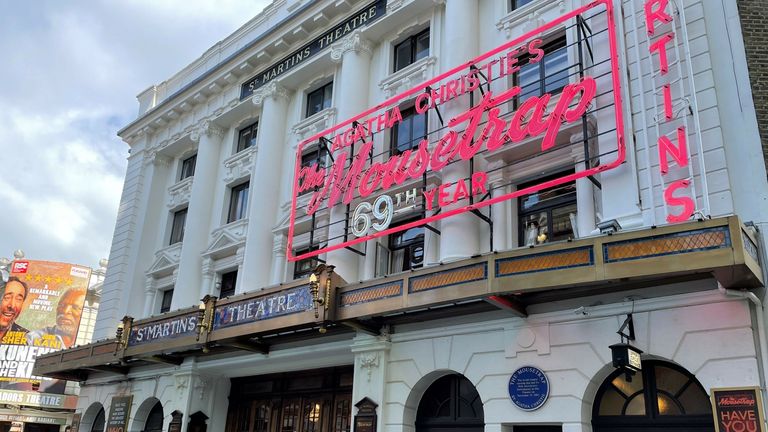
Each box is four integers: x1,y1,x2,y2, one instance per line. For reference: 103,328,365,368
34,1,768,432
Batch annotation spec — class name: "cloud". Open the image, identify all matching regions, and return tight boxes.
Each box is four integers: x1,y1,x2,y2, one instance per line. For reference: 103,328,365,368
0,0,271,267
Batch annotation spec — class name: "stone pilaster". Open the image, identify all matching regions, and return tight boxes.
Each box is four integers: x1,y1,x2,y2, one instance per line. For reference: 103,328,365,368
571,137,597,238
351,330,391,432
174,121,226,309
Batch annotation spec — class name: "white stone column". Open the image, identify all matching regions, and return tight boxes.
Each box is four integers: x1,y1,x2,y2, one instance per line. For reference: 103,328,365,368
200,257,213,298
327,31,373,282
239,82,290,292
143,276,155,317
571,139,596,238
270,234,288,285
439,0,480,262
351,332,390,432
173,121,225,309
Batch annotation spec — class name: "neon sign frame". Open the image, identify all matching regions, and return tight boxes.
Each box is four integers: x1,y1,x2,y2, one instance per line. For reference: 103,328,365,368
287,0,625,262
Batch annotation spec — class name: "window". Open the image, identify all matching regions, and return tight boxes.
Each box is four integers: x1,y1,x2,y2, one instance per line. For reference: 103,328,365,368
220,270,237,298
180,154,196,180
145,402,164,432
510,0,536,11
237,121,259,152
228,182,250,223
293,249,318,280
390,106,427,155
518,173,577,246
169,208,187,245
388,221,424,273
516,37,569,103
160,289,173,313
306,82,333,118
394,29,430,72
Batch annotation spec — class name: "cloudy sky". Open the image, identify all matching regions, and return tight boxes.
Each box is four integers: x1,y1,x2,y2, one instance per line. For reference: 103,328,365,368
0,0,271,268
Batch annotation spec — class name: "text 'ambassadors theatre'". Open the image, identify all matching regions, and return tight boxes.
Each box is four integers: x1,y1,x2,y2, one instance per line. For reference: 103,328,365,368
34,0,768,431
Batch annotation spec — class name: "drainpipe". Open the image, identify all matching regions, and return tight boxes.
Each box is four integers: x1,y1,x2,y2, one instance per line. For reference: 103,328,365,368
719,285,768,425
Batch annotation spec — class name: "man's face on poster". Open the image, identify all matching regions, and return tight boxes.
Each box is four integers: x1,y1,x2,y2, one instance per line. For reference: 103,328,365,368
0,281,26,330
56,290,85,335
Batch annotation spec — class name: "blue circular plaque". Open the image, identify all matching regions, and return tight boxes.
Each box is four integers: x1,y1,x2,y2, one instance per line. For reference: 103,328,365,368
508,366,550,411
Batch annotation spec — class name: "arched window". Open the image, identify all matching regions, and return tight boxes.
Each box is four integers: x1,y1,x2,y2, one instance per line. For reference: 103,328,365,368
91,407,105,432
145,401,164,432
416,374,484,432
592,360,714,431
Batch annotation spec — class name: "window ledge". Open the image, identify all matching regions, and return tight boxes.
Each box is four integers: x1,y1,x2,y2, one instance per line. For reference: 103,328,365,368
292,107,337,145
204,218,249,259
496,0,566,40
223,146,257,184
167,176,194,209
379,56,437,99
147,243,183,278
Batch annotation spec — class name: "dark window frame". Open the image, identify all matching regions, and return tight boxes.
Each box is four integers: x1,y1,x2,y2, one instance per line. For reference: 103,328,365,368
180,154,196,180
514,36,570,106
510,0,536,11
228,182,250,223
306,81,333,118
387,218,425,273
517,171,577,246
220,270,238,298
169,208,187,245
160,289,174,314
237,121,259,153
293,248,319,280
390,106,428,156
393,28,430,72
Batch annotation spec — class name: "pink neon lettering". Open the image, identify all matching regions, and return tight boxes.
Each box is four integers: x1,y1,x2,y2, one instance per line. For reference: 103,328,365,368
422,188,437,212
664,179,694,223
471,172,488,195
658,127,688,174
303,78,597,215
644,0,673,36
649,33,674,75
663,84,673,120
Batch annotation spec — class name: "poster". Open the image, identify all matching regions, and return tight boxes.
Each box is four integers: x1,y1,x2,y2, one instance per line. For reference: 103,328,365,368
0,260,90,394
106,395,133,432
711,387,765,432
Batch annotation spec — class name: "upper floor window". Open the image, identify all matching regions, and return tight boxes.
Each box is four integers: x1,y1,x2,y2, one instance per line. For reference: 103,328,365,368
180,154,196,180
394,29,430,72
160,289,173,313
388,221,424,273
228,182,250,223
169,208,187,245
306,82,333,118
237,121,258,153
390,106,427,155
518,172,576,246
510,0,536,11
220,270,238,298
517,36,569,102
293,249,318,280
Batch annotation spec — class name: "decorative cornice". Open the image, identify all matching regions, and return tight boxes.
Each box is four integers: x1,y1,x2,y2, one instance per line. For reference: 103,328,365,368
273,233,288,255
252,81,290,107
190,120,225,142
330,31,373,63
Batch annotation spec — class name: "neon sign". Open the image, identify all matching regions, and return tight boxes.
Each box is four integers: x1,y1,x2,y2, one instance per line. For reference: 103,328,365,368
288,0,626,262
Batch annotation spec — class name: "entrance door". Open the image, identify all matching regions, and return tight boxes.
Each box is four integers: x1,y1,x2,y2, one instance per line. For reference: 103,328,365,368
592,360,714,432
415,374,484,432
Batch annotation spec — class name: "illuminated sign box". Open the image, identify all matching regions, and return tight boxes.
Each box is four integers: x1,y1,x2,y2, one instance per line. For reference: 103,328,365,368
288,0,625,262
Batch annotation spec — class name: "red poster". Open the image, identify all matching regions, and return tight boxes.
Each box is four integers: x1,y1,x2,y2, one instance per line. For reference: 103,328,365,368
711,387,765,432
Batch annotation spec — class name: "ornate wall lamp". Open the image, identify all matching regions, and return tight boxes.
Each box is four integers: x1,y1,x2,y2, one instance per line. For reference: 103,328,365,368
196,294,217,353
309,265,336,333
114,315,133,355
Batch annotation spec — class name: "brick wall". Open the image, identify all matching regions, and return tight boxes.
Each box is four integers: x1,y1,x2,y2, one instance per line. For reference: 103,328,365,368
738,0,768,171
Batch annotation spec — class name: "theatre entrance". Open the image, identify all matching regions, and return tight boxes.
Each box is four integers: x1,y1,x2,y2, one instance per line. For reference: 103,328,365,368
415,373,484,432
592,360,714,432
225,366,353,432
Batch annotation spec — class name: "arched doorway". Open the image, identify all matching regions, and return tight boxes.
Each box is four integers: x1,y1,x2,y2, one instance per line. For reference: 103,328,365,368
91,407,105,432
592,360,714,432
144,401,164,432
415,373,484,432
